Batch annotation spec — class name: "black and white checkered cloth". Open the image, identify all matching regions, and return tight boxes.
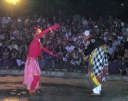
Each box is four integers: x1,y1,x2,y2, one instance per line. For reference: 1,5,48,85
91,47,108,76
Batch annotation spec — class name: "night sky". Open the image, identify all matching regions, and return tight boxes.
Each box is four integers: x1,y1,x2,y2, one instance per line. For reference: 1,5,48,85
0,0,128,16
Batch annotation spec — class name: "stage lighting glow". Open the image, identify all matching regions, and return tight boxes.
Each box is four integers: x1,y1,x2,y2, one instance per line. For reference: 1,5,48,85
5,0,20,5
3,97,29,101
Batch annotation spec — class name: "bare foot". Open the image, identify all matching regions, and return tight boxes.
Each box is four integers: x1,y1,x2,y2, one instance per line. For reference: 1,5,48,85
29,90,36,95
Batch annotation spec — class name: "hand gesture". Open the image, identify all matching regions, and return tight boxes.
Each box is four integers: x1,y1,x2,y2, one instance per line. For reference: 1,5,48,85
53,54,59,58
49,24,60,31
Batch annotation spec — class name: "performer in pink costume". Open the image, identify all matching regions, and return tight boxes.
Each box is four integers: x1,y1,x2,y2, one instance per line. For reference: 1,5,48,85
23,24,60,94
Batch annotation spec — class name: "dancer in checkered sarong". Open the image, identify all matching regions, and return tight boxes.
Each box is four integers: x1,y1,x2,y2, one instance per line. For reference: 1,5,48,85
83,30,109,95
23,24,60,95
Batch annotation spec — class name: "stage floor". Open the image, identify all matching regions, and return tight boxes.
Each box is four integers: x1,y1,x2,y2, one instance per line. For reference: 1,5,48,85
0,76,127,101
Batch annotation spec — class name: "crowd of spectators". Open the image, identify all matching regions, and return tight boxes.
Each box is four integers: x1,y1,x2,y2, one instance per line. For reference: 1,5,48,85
0,15,128,73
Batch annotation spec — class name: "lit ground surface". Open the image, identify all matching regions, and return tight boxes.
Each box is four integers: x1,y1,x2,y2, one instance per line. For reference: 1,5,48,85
0,76,127,101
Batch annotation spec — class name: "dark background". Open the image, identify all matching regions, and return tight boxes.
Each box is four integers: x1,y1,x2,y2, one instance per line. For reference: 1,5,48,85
0,0,128,17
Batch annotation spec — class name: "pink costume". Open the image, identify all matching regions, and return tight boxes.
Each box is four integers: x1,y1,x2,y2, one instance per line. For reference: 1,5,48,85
23,24,60,93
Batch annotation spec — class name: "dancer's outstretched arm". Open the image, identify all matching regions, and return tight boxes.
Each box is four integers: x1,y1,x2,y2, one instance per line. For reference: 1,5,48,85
41,47,58,58
37,24,60,38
